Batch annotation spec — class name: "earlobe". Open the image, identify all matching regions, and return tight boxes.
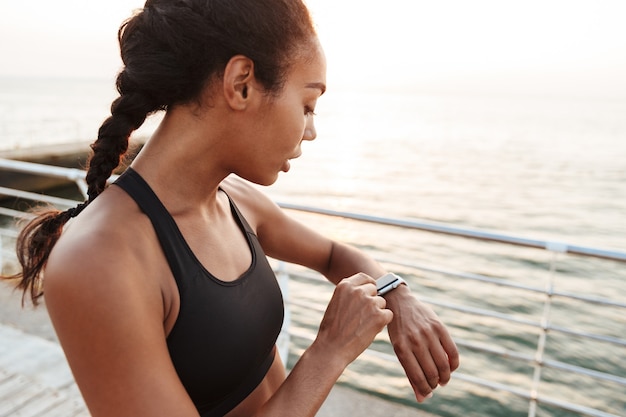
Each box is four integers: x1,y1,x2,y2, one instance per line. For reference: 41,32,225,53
223,55,255,110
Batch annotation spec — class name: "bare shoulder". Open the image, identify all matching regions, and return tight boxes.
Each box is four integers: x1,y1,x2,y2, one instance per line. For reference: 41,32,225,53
44,184,165,317
43,185,196,416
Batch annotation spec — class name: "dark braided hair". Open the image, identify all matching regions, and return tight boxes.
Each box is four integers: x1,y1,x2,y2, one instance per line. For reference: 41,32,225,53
5,0,316,305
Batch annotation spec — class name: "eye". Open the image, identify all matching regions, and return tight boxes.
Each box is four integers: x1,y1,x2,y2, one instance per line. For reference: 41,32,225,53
304,106,316,116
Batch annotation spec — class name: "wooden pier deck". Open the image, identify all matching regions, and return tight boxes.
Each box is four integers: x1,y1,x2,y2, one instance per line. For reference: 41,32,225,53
0,324,89,417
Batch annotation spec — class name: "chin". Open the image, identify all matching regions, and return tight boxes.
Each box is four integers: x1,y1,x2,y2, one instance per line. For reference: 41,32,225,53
243,172,280,187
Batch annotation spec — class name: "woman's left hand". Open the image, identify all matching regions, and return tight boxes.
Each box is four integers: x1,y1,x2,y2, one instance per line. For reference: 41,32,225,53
383,285,460,402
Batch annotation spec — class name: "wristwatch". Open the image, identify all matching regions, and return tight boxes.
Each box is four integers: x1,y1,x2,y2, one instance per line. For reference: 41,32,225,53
376,273,407,296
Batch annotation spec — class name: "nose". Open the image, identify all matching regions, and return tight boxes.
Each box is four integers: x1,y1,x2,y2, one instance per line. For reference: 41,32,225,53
303,115,317,141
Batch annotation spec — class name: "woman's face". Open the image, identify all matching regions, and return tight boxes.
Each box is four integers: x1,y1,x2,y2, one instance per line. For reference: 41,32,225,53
236,43,327,186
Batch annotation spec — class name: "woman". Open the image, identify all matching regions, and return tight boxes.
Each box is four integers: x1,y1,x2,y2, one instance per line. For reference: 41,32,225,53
7,0,458,415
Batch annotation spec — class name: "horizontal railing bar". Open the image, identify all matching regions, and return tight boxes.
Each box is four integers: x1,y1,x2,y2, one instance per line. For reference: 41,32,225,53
278,202,626,263
395,295,541,327
0,158,86,182
287,305,626,386
2,158,624,262
456,337,538,364
287,330,621,417
457,373,621,417
547,324,626,347
381,258,626,309
542,358,626,386
456,338,626,386
444,372,534,403
285,298,626,387
422,296,626,348
548,289,626,309
285,270,626,348
285,277,544,330
0,186,78,208
0,207,34,220
381,257,547,293
533,395,622,417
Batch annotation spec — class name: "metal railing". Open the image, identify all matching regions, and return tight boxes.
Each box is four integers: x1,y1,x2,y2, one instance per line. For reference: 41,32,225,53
1,158,625,417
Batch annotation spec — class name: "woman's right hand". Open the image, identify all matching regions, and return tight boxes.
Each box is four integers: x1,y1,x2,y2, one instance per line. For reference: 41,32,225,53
313,273,393,368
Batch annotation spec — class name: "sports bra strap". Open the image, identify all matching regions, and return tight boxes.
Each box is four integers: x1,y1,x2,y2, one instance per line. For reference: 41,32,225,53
114,167,191,281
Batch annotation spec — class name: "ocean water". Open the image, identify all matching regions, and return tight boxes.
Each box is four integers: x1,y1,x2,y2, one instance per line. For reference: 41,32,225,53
1,77,625,416
270,87,626,416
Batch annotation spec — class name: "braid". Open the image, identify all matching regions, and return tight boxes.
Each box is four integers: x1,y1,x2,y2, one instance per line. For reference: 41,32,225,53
3,86,157,305
9,209,74,305
85,92,157,202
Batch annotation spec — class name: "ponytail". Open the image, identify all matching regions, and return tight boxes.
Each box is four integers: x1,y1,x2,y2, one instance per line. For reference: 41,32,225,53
4,79,158,305
86,92,157,202
9,210,73,305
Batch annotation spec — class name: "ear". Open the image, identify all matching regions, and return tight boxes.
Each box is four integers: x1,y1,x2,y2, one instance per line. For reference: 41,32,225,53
222,55,256,111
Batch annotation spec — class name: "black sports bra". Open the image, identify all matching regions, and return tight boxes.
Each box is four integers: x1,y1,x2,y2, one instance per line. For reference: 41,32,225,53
114,168,284,416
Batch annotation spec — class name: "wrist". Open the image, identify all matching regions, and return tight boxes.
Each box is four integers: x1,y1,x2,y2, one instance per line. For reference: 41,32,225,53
379,276,412,310
307,338,349,376
376,273,409,297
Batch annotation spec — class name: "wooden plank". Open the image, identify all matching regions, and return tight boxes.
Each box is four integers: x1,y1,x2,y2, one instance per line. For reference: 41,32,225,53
0,325,89,416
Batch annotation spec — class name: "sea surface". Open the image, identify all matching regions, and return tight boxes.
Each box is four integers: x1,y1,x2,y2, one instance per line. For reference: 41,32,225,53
1,76,625,416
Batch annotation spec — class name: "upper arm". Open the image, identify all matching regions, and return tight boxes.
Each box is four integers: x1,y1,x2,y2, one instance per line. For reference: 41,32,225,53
44,234,198,417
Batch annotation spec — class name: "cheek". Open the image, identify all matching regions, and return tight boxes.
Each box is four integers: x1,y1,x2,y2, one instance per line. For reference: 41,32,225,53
279,109,306,142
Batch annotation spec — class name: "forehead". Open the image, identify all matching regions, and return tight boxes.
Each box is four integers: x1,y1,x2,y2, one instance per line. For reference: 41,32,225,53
289,44,327,89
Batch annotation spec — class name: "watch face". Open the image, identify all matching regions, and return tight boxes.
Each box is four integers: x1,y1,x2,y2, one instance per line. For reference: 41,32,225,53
376,273,399,295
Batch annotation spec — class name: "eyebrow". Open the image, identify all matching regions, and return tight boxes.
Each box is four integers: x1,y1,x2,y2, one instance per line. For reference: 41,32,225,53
305,82,326,95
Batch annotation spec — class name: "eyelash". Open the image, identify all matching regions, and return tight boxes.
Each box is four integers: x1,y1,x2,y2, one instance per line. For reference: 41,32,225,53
305,106,316,116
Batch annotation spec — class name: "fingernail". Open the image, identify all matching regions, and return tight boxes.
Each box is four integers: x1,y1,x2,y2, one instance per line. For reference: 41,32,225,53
426,392,434,399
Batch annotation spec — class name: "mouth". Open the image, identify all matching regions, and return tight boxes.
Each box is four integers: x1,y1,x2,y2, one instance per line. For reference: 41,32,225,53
282,152,302,173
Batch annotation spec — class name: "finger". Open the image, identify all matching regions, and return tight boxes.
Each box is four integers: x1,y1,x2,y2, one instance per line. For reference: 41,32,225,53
416,345,441,390
393,342,433,402
374,295,387,310
427,342,451,388
438,333,460,385
362,282,378,296
442,332,460,371
409,360,432,402
380,308,393,326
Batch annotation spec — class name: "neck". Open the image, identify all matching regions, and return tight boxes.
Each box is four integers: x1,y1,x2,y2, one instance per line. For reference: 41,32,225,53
130,106,233,213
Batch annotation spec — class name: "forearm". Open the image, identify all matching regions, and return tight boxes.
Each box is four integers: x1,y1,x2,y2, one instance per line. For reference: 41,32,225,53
322,242,416,313
252,273,393,416
323,241,387,284
252,340,346,417
295,237,459,404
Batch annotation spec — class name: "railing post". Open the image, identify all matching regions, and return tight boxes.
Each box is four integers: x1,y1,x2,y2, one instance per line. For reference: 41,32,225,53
528,249,559,417
0,233,4,273
276,261,291,367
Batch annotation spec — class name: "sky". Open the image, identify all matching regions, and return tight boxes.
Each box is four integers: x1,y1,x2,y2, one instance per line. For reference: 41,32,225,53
1,0,626,98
